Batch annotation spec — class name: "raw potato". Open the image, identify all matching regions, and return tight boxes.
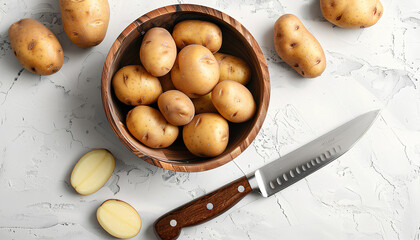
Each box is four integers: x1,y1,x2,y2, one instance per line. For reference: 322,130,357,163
183,113,229,157
70,149,115,195
112,65,162,106
158,90,195,126
274,14,326,78
214,53,251,85
172,20,222,53
60,0,110,48
192,92,218,114
171,45,220,98
158,73,176,92
212,80,256,123
8,18,64,75
320,0,383,28
140,27,177,77
126,106,178,148
97,199,141,239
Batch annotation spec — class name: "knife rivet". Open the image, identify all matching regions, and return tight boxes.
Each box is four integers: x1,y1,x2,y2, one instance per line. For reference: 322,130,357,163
238,185,245,192
170,219,177,227
207,203,214,210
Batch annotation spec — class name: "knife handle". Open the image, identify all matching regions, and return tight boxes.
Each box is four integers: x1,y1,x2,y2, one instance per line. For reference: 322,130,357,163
154,176,252,240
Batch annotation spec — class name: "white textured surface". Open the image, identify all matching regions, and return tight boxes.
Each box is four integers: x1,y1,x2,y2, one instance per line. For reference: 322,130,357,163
0,0,419,239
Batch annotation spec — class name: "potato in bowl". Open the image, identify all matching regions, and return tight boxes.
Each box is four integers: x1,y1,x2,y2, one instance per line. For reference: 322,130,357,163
101,4,269,172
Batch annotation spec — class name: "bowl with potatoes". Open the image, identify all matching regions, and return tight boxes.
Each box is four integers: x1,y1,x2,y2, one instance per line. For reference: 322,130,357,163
101,4,270,172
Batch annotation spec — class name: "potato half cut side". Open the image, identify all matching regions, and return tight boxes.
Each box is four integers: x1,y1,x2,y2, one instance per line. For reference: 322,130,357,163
97,199,142,239
70,149,115,195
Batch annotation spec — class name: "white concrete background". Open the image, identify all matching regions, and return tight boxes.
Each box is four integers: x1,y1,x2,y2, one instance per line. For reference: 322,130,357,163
0,0,419,239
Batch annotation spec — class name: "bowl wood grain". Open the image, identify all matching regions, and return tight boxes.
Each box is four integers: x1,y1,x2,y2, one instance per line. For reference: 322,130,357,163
101,4,270,172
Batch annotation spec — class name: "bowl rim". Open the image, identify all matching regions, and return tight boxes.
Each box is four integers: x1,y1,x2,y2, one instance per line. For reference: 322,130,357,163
101,4,270,172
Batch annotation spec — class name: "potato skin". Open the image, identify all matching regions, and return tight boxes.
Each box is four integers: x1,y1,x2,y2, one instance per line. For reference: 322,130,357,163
140,27,177,77
212,80,256,123
183,113,229,157
112,65,162,106
171,45,220,98
274,14,326,78
158,90,195,126
8,19,64,75
214,53,251,85
60,0,110,48
321,0,383,29
172,20,222,53
158,73,176,92
192,92,218,114
126,106,179,148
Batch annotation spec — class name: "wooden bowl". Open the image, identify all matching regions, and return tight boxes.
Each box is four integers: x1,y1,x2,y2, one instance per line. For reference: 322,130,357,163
101,4,270,172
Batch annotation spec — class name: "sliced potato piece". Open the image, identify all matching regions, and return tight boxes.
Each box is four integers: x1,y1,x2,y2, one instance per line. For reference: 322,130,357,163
97,199,142,239
70,149,115,195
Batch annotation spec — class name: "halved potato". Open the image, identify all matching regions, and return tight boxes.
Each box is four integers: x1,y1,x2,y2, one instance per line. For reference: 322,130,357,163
97,199,141,239
70,149,115,195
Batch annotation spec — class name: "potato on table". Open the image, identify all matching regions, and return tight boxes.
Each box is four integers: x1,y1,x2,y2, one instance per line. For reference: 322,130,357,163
171,45,220,98
192,92,218,114
212,80,256,123
112,65,162,106
321,0,383,28
214,53,251,85
60,0,110,48
158,90,195,126
97,199,141,239
70,149,115,195
126,106,178,148
183,113,229,157
8,18,63,75
273,14,326,78
172,20,222,53
140,27,177,77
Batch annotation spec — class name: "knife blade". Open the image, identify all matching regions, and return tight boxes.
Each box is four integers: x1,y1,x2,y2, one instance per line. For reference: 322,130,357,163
154,110,380,240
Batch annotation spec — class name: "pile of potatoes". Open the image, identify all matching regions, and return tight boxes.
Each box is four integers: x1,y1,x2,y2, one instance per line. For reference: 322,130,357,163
8,0,110,75
112,20,256,158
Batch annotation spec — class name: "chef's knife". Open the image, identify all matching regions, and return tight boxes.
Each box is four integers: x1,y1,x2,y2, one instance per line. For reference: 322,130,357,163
154,110,380,240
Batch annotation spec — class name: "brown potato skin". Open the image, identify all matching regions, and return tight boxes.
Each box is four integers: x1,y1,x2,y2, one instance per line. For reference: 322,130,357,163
212,80,256,123
8,19,64,75
158,90,195,126
126,106,179,148
192,92,218,114
140,27,177,77
214,53,251,85
321,0,383,29
171,45,220,98
112,65,162,106
183,113,229,157
158,73,176,92
60,0,110,48
274,14,326,78
172,20,222,53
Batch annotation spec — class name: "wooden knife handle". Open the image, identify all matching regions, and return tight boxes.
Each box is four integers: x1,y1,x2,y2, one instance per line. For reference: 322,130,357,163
154,176,253,240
